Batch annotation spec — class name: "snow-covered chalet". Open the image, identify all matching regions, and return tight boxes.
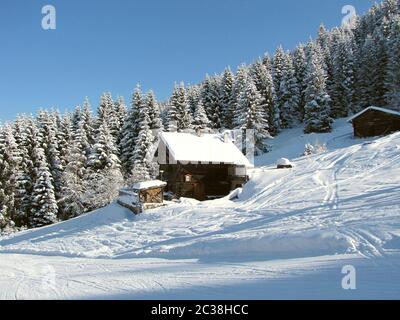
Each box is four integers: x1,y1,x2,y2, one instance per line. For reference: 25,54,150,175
155,131,253,201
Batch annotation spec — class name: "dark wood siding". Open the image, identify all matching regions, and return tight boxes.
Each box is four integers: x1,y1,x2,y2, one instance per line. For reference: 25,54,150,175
352,110,400,138
160,163,248,201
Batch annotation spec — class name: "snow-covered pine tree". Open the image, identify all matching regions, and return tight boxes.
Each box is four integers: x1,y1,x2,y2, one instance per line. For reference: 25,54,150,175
0,124,20,232
71,106,82,132
145,90,163,132
303,43,333,134
331,29,356,118
231,65,250,128
371,19,390,107
186,85,202,116
130,109,154,184
385,16,400,109
317,24,334,96
250,59,280,136
192,100,211,132
272,46,286,119
59,118,90,218
120,85,142,175
355,35,380,110
97,92,114,126
56,112,73,168
13,116,37,227
85,121,123,210
293,44,307,120
201,76,222,129
236,77,270,155
169,83,192,132
220,67,235,129
279,54,301,128
81,97,95,145
36,110,63,210
30,127,58,228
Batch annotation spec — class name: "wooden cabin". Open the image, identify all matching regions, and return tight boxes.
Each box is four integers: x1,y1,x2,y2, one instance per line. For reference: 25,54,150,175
118,180,167,214
156,131,253,201
348,107,400,138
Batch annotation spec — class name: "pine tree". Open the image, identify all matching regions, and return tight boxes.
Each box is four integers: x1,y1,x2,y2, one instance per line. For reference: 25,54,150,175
30,127,58,228
236,77,270,155
293,44,307,120
0,124,20,231
317,24,334,96
59,118,90,218
120,85,142,174
186,85,201,116
220,67,235,129
169,83,192,132
130,111,154,183
97,92,114,127
85,121,123,210
56,112,73,168
385,16,400,109
201,76,222,129
192,101,211,131
36,110,63,208
145,90,163,131
13,116,37,227
331,31,355,117
231,65,250,128
304,43,333,134
81,97,95,145
279,54,301,128
250,59,279,136
272,46,287,114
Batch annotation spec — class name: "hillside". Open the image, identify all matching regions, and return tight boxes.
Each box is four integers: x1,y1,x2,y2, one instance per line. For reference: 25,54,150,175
0,119,400,299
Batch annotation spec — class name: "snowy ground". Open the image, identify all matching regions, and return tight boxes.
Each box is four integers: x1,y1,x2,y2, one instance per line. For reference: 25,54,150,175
1,119,400,299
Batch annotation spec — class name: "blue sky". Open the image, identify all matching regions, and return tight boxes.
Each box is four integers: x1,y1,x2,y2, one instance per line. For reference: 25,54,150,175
0,0,377,121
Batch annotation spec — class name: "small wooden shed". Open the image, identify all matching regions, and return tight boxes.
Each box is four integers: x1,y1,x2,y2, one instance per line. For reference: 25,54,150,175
132,180,167,204
118,180,167,214
348,107,400,138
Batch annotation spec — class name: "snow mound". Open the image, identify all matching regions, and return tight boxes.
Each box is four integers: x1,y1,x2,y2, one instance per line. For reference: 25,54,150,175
1,119,400,261
277,158,293,166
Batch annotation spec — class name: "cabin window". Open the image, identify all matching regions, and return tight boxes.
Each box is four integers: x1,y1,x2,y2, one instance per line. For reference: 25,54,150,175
185,174,192,182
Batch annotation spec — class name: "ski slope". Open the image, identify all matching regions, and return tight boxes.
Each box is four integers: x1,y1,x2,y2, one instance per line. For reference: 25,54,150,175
1,119,400,299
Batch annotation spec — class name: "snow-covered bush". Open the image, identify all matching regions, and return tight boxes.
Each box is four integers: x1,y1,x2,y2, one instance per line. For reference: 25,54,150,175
303,141,328,156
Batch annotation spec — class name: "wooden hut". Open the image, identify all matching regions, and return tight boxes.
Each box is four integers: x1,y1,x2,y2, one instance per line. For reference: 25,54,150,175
348,107,400,138
132,180,167,204
156,131,253,201
118,180,167,214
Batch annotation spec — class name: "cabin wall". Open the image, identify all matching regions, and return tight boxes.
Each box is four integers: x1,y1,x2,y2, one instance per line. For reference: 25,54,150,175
139,187,164,204
160,163,248,201
353,110,400,138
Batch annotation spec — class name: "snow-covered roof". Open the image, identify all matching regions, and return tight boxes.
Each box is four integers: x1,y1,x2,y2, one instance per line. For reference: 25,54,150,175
277,158,292,166
348,106,400,123
132,180,167,191
159,132,253,167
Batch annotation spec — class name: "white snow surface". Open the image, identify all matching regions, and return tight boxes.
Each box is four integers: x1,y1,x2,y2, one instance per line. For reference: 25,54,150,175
1,118,400,299
159,131,253,167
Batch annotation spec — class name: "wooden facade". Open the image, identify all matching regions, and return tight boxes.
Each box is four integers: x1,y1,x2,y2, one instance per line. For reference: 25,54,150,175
133,186,164,204
159,163,248,201
349,107,400,138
